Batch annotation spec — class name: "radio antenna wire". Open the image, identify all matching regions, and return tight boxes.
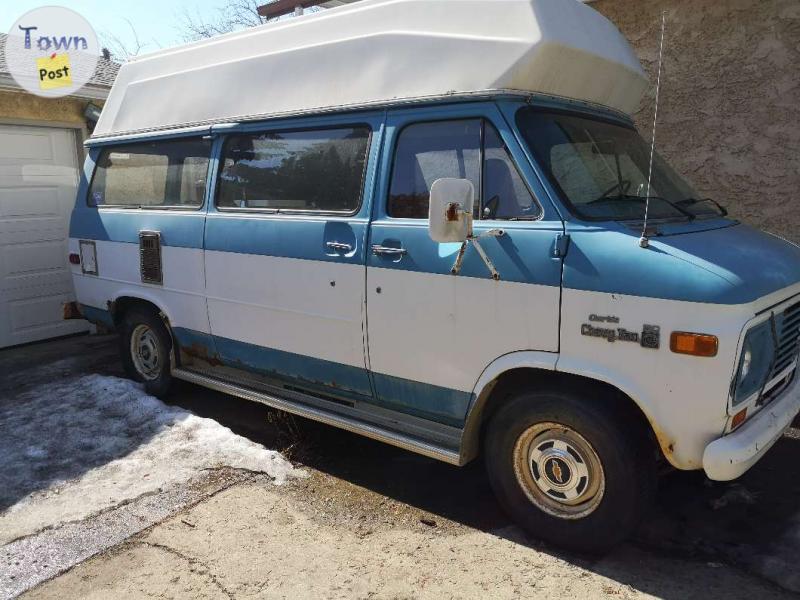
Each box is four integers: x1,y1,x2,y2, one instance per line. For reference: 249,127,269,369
640,10,667,249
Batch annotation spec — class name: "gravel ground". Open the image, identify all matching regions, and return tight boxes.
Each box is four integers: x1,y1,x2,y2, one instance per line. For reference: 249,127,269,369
22,476,792,600
1,470,249,599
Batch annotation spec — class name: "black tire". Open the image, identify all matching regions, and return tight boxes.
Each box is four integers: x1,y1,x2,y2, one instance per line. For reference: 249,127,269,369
484,387,655,554
119,307,173,398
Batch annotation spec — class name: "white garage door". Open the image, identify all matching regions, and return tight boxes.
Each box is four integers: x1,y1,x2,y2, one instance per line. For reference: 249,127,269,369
0,124,89,348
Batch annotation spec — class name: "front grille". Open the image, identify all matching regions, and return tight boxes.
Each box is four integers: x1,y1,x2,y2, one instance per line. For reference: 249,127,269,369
761,369,796,407
772,299,800,377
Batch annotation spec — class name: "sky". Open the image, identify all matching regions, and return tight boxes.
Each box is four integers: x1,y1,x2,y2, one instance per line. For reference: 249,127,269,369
0,0,240,59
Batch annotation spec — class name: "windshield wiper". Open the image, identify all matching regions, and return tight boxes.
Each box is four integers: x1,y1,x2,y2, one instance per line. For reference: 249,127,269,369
586,194,645,206
587,194,696,221
674,197,728,216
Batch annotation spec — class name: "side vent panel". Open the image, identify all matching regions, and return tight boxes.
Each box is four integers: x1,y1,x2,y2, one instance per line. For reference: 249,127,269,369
139,231,163,285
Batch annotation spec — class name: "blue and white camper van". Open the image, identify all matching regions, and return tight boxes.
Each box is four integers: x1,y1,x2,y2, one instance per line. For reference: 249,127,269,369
67,0,800,552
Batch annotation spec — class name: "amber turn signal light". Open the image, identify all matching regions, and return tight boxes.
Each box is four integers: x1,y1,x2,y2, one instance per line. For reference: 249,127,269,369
731,408,748,430
670,332,719,357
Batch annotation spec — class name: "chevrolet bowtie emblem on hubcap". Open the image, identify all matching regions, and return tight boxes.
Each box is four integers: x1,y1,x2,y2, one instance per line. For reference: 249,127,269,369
544,457,571,487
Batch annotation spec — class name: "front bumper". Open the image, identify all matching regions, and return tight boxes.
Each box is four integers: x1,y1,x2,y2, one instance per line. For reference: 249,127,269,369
703,375,800,481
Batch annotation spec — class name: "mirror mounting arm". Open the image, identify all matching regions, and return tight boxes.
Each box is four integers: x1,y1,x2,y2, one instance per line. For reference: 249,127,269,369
451,227,505,281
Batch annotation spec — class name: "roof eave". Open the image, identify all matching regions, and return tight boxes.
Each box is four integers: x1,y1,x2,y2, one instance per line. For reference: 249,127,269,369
0,74,111,100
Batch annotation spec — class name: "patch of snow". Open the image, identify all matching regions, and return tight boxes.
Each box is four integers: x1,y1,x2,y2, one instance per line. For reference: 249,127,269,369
0,375,304,544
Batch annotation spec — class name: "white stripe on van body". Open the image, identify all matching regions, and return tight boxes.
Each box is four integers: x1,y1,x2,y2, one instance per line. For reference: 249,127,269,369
204,250,367,371
556,284,800,470
366,266,562,394
69,239,210,334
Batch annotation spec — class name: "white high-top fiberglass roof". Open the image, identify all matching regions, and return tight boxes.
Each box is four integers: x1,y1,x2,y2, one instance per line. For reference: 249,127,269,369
93,0,648,139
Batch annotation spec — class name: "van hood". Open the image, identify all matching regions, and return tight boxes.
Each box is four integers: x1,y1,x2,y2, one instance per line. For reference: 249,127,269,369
565,221,800,306
651,223,800,305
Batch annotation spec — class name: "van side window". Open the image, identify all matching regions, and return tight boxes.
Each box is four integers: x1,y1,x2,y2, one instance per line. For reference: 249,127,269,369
89,138,210,208
388,119,540,220
216,126,371,213
388,120,481,219
482,123,540,220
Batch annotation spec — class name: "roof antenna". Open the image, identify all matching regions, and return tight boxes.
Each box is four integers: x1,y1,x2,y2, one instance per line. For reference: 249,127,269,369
640,10,667,249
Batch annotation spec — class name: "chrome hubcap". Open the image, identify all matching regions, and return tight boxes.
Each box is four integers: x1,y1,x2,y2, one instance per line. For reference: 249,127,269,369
513,422,605,519
130,324,161,380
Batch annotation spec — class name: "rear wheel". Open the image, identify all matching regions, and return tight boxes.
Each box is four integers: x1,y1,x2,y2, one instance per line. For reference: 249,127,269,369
484,388,655,554
119,308,173,397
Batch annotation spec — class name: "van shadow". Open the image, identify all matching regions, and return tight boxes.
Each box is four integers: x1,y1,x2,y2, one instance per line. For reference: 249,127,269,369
169,379,800,597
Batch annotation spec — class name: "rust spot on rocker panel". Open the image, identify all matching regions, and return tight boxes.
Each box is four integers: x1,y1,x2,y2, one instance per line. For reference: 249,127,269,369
180,342,223,368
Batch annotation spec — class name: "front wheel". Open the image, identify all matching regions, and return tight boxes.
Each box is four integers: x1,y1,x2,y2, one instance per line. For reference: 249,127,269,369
119,308,173,397
484,388,655,554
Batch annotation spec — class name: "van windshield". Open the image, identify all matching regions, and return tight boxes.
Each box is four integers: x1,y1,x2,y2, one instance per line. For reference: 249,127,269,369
516,108,725,222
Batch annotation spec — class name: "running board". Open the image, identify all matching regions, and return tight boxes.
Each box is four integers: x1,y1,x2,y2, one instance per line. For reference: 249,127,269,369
172,368,463,466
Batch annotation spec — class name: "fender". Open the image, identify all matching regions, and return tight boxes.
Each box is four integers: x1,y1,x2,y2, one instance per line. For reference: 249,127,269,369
555,355,684,469
460,350,683,470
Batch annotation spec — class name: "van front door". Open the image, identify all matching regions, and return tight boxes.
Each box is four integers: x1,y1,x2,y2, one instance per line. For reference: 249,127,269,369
201,115,382,404
366,104,563,427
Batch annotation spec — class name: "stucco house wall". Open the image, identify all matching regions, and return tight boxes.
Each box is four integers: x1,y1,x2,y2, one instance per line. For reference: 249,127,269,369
0,89,100,128
0,90,102,152
592,0,800,243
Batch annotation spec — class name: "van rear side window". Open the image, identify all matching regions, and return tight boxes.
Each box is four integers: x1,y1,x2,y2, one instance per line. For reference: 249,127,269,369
216,126,371,213
88,138,211,208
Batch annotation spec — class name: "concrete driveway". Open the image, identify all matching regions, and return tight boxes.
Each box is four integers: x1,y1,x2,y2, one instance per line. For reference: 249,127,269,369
1,334,799,599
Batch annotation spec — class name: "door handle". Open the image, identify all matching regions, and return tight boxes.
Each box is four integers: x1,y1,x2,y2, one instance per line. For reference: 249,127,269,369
326,241,353,253
371,245,408,257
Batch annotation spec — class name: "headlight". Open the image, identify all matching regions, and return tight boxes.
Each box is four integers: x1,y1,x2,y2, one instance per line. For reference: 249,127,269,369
733,320,775,406
739,347,752,383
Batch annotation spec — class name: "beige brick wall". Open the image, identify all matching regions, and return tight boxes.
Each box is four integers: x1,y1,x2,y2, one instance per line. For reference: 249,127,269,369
592,0,800,243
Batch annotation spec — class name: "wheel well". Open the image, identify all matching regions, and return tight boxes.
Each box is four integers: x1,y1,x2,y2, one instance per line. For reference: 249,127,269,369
461,367,661,465
108,297,173,336
110,296,176,360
